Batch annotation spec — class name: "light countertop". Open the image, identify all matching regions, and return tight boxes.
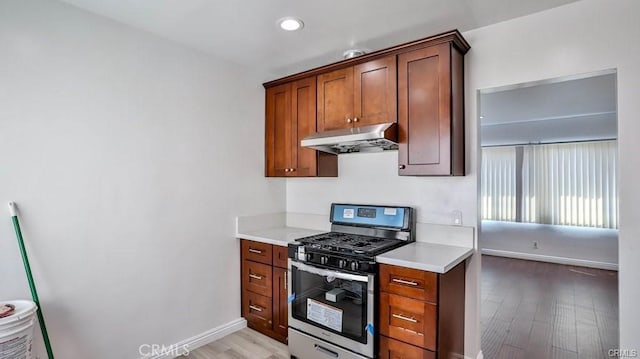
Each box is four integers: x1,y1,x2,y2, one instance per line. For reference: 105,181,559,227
376,242,474,273
236,226,326,247
236,213,474,271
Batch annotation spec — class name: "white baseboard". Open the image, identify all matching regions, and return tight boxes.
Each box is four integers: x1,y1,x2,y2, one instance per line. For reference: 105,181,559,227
482,248,618,271
139,318,247,359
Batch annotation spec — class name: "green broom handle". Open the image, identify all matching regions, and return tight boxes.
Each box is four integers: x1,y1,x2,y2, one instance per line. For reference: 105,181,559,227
9,202,55,359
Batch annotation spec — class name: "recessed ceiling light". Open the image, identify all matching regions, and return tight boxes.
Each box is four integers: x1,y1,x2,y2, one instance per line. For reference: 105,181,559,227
278,17,304,31
343,49,366,59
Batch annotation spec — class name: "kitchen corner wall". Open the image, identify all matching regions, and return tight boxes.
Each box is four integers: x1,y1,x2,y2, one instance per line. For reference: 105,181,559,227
0,0,285,358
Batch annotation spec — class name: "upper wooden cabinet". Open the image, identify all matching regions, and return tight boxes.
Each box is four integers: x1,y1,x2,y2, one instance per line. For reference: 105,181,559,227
397,42,465,176
317,56,397,131
264,30,469,177
317,67,353,131
265,77,337,177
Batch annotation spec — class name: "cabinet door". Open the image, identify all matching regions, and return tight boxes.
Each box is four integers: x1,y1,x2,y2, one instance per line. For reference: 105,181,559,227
292,77,318,176
317,67,354,131
398,43,456,175
265,83,293,176
273,267,288,339
379,336,436,359
354,56,397,126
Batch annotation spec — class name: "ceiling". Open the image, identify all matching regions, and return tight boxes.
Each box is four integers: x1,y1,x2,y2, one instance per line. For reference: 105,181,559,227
59,0,581,79
480,72,617,146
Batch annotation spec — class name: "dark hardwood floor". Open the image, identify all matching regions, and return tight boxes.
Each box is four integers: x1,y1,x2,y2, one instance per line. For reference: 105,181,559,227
481,255,618,359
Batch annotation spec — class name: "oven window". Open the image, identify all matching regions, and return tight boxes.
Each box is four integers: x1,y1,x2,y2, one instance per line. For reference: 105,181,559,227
291,265,368,344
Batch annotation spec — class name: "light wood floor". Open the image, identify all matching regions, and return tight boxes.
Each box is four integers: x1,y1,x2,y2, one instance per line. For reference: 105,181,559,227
481,255,618,359
185,328,289,359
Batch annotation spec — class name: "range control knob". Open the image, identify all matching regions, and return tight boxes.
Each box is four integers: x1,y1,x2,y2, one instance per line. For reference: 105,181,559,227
338,259,347,269
320,256,329,265
350,261,360,272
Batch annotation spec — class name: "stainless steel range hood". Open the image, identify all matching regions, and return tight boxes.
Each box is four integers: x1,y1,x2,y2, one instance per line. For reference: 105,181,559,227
301,123,398,155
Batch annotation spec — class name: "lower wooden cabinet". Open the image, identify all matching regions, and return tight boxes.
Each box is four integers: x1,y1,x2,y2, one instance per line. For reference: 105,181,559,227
379,336,436,359
378,262,466,359
240,239,288,344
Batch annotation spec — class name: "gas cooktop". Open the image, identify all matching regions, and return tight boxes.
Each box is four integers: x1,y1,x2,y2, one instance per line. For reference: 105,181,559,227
288,203,415,273
295,231,406,257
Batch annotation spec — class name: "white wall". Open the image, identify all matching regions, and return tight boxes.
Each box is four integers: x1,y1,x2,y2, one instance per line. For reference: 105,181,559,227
287,151,476,226
463,0,640,352
0,0,285,358
481,221,618,269
480,72,618,146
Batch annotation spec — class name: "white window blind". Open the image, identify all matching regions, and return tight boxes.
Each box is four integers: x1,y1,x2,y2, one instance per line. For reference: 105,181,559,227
481,146,516,221
522,141,618,229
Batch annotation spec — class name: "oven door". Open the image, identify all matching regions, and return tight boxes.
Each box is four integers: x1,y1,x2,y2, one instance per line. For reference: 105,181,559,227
288,260,375,358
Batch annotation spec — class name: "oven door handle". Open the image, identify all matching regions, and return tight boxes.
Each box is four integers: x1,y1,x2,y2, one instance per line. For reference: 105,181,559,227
291,261,369,283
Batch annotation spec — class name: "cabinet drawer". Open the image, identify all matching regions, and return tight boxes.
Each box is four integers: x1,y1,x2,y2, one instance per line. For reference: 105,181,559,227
379,336,436,359
241,240,272,265
242,260,272,297
242,290,273,330
273,245,288,269
379,293,437,351
380,264,438,303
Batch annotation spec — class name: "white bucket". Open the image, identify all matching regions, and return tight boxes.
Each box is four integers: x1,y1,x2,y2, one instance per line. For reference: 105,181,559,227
0,300,37,359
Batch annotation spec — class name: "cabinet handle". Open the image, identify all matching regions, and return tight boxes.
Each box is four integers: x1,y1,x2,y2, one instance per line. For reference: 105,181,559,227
346,118,352,123
290,168,296,172
392,278,419,286
284,271,288,291
249,273,263,280
392,313,418,323
248,248,263,254
353,117,359,123
249,305,263,312
284,168,290,172
398,165,406,169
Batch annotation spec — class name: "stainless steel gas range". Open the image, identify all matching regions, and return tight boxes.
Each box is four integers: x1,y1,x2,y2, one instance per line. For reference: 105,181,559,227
287,203,415,359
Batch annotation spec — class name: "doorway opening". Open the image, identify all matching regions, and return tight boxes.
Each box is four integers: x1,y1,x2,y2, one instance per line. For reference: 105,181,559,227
478,70,619,358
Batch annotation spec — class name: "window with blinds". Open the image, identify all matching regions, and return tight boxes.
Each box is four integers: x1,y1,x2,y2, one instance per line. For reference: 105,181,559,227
481,146,516,221
481,140,618,229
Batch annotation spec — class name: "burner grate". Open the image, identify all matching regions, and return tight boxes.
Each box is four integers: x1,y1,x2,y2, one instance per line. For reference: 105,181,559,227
296,232,404,257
